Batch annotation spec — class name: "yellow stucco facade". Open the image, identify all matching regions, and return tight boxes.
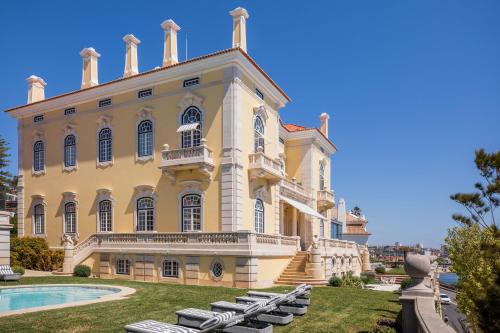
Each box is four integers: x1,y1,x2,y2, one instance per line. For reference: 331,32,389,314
6,7,370,287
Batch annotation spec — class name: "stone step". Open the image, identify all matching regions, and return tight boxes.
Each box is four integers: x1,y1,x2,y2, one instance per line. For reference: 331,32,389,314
275,280,327,286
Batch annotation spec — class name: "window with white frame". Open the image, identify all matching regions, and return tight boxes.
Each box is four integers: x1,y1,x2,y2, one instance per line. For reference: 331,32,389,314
116,259,130,275
254,199,264,233
33,140,45,172
136,197,154,231
211,260,224,279
33,204,45,234
99,200,112,232
319,163,325,190
162,259,179,278
181,107,202,148
98,128,112,162
64,134,76,168
64,202,77,234
137,120,153,157
319,219,324,238
181,194,201,231
254,116,265,152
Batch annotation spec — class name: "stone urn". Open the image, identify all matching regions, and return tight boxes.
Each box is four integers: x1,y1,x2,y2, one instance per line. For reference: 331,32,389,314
404,252,432,295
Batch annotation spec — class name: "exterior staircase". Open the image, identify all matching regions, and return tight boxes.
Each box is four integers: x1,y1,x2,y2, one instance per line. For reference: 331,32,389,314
275,251,327,285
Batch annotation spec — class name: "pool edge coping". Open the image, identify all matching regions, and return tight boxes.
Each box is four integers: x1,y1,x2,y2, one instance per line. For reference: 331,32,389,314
0,284,136,318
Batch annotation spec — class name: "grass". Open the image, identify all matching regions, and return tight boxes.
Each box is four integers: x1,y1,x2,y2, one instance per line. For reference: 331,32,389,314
384,267,406,275
0,277,401,333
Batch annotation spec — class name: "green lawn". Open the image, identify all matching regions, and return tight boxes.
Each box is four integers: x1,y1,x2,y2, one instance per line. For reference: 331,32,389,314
0,277,401,333
384,267,406,275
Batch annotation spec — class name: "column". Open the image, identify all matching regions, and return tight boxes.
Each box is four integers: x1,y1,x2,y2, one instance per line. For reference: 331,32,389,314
292,208,297,236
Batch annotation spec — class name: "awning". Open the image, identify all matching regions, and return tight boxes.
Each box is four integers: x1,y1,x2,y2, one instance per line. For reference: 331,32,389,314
177,123,199,133
281,196,326,220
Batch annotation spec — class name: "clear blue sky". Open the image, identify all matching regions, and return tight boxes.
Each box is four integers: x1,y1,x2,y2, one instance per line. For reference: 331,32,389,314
1,1,499,247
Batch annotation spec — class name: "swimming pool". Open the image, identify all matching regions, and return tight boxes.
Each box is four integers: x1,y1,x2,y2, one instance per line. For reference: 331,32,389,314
0,284,135,317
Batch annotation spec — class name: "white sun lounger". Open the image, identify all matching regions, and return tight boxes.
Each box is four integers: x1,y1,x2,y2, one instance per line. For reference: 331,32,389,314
125,311,245,333
0,265,21,281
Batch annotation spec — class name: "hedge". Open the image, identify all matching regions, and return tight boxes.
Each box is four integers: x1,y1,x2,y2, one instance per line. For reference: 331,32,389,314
10,237,64,271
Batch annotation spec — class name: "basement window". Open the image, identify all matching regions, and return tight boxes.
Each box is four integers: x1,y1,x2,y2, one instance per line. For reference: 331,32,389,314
33,115,44,123
255,88,264,100
183,77,200,88
98,98,112,108
138,89,153,99
64,107,76,116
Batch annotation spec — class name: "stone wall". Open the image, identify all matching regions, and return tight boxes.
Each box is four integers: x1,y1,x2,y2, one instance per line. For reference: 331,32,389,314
0,211,12,265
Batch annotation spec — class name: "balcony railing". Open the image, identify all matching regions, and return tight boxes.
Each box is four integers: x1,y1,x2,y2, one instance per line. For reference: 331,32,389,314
317,189,335,209
280,178,310,202
72,231,300,267
248,148,284,182
159,140,214,182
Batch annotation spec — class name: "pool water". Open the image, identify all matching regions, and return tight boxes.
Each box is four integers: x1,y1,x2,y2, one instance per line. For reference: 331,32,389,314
0,286,119,312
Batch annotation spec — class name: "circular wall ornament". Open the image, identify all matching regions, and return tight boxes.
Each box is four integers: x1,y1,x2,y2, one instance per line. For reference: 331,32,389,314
210,259,224,281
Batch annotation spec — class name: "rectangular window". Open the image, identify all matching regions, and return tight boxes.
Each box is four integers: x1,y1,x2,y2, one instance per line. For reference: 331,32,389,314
255,88,264,100
98,98,112,108
64,107,76,116
183,77,200,88
116,259,130,275
138,89,153,99
33,115,44,123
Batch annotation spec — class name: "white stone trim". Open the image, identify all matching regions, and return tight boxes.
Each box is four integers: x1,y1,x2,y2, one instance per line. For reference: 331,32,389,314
96,115,114,168
31,129,46,176
17,120,25,237
158,255,182,279
135,106,155,162
31,194,46,238
61,192,79,240
209,257,225,281
113,254,133,276
177,91,205,149
133,185,157,232
96,188,115,233
177,183,204,232
61,123,78,172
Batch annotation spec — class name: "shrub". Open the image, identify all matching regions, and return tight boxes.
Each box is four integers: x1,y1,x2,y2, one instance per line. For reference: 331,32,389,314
361,271,377,284
375,266,386,274
341,271,364,288
10,237,64,271
371,318,398,333
12,265,25,275
74,265,91,277
400,277,412,290
328,276,342,287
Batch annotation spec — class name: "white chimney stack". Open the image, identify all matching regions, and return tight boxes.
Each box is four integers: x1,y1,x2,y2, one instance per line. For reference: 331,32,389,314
80,47,101,89
229,7,249,52
26,75,46,103
338,198,347,236
320,113,330,137
161,19,181,67
123,34,140,77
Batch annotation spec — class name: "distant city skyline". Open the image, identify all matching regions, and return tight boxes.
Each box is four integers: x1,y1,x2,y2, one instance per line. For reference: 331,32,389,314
1,0,499,247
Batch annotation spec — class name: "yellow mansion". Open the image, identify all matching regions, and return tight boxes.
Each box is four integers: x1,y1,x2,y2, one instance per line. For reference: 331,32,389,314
6,7,371,287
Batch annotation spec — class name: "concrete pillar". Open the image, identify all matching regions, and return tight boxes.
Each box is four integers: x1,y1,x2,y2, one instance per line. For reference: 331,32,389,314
0,211,13,265
80,47,101,89
26,75,46,103
62,243,75,273
235,257,258,288
306,244,324,280
280,201,285,235
362,249,372,272
229,7,249,52
292,208,297,236
161,19,180,67
122,34,140,77
185,256,200,285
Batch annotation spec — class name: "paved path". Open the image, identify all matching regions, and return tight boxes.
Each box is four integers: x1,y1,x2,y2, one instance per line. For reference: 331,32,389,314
440,288,469,333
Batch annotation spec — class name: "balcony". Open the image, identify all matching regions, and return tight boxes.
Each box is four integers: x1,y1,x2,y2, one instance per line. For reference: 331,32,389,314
159,140,214,183
317,189,335,209
280,178,310,202
248,147,284,183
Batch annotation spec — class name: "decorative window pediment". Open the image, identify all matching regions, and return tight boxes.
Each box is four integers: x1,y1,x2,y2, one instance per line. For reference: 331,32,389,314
96,114,113,128
253,105,269,123
136,106,154,120
134,184,156,198
62,191,78,205
178,91,204,111
96,188,114,202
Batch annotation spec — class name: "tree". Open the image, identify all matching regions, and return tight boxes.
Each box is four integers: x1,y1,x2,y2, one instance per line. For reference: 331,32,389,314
446,149,500,333
0,135,13,198
351,206,362,216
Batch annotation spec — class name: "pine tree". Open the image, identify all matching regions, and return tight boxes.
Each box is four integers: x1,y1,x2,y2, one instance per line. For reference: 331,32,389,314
0,135,13,197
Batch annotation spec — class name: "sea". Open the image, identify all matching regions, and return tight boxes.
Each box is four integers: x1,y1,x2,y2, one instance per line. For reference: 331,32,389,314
439,272,458,286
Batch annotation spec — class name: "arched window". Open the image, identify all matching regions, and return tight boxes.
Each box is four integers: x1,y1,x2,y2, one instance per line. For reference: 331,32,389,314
116,259,130,275
136,197,154,231
182,194,201,231
137,120,153,157
64,202,77,234
33,140,45,171
99,200,112,232
319,219,324,238
98,128,112,162
33,204,45,234
254,199,264,233
254,116,265,152
181,107,202,148
162,259,179,278
64,135,76,168
319,163,325,190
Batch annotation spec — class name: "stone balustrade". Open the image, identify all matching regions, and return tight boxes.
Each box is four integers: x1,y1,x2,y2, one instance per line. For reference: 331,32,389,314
159,141,214,182
317,189,335,209
248,148,284,182
161,145,213,162
280,178,310,201
70,231,300,272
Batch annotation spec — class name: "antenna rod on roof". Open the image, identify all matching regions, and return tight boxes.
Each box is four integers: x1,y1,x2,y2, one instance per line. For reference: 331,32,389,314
185,31,188,61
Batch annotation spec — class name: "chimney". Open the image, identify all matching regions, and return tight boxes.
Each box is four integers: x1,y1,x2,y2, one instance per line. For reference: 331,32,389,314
161,19,181,67
80,47,101,89
26,75,46,103
123,34,140,77
338,198,347,236
229,7,249,52
320,113,330,137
